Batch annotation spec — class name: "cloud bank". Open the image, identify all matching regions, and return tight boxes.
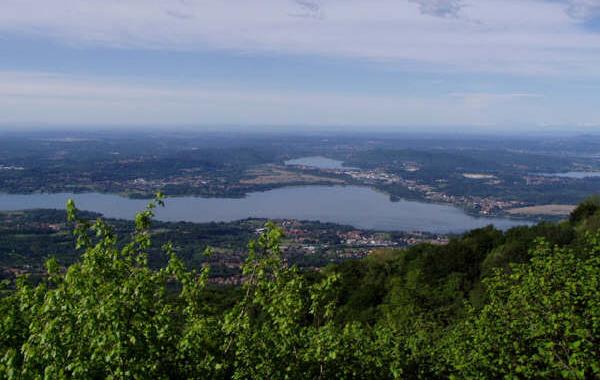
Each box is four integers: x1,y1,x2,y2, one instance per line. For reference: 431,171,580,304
563,0,600,20
1,1,600,129
408,0,463,18
0,0,599,76
0,71,559,128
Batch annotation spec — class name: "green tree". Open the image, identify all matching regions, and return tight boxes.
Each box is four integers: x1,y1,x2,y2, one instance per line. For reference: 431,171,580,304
0,194,221,379
441,235,600,379
1,196,393,379
221,222,392,379
570,195,600,224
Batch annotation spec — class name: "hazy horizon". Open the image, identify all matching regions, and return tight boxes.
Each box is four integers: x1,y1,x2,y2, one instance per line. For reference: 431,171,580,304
1,123,600,138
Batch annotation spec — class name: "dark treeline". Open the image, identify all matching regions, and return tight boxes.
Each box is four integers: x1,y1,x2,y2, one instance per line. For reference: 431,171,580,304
1,195,599,379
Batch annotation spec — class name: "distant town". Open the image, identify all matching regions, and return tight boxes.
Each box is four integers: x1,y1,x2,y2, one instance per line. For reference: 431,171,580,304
0,209,447,283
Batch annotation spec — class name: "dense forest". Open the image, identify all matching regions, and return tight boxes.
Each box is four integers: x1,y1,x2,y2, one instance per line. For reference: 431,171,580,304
1,194,599,379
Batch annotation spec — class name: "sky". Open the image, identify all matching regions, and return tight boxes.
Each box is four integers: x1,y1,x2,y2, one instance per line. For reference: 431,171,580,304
1,0,600,131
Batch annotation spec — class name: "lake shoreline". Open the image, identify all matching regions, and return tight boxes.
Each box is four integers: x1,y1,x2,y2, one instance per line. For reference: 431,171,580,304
0,185,531,234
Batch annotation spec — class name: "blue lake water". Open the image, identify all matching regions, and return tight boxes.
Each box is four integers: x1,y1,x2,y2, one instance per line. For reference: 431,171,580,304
539,171,600,179
285,156,353,170
0,186,529,233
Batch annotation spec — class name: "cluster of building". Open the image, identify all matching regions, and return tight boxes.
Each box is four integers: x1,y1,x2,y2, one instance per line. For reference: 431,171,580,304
337,230,398,247
273,220,447,259
208,221,451,286
130,175,211,190
424,190,522,215
340,169,401,184
523,175,566,186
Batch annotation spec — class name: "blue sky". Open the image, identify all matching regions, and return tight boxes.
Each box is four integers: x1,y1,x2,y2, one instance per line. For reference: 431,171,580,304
1,0,600,131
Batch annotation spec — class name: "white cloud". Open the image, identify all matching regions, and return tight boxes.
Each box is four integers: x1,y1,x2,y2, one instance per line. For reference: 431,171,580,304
563,0,600,20
1,2,600,129
0,71,587,128
0,0,599,76
408,0,463,18
0,71,442,126
449,92,542,106
290,0,324,19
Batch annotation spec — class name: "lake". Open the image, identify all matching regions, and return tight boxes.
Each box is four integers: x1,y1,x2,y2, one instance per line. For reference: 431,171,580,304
285,156,355,170
0,185,529,233
539,171,600,179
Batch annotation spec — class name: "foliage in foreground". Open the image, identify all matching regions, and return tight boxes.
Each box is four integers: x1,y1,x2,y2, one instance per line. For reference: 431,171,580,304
1,195,599,379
